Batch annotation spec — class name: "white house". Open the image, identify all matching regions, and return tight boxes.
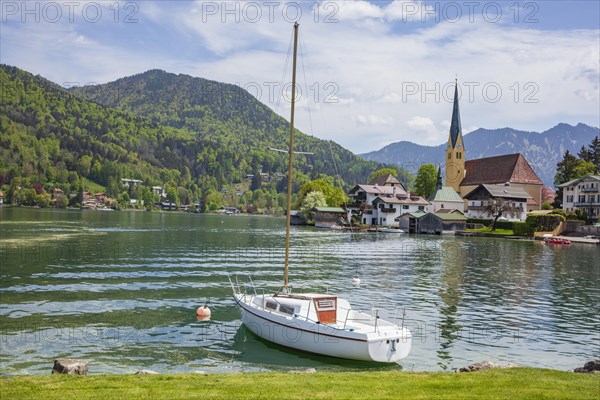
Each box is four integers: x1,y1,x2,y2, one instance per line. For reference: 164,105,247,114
348,174,431,226
122,178,143,187
463,183,531,221
558,175,600,221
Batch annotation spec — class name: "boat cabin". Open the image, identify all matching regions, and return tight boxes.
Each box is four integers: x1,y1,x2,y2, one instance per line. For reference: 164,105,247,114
254,294,340,324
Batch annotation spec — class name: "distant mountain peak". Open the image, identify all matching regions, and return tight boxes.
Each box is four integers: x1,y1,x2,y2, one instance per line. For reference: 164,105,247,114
361,123,599,187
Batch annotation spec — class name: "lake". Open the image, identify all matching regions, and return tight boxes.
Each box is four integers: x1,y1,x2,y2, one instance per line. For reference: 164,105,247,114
0,207,598,374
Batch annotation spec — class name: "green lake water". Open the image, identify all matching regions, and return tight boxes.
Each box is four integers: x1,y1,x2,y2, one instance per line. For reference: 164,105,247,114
0,207,598,374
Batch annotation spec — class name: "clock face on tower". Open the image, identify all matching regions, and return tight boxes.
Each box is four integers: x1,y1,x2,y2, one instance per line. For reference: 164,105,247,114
445,160,463,186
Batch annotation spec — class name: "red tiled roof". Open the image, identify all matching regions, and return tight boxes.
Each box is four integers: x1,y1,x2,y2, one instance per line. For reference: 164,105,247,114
461,153,542,186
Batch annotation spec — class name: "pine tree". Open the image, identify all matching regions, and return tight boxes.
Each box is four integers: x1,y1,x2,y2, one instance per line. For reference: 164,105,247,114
588,136,600,172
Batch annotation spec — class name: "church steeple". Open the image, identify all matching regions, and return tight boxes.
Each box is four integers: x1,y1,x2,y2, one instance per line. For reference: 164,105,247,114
445,79,465,193
449,80,462,148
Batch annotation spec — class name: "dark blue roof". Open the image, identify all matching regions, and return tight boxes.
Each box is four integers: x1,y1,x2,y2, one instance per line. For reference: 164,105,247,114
449,82,462,148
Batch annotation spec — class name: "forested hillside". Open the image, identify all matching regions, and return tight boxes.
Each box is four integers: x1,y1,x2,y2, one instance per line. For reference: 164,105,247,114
69,69,396,186
0,65,402,211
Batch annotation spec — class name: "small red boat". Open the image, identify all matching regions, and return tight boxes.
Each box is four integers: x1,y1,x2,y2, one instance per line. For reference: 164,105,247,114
544,237,571,245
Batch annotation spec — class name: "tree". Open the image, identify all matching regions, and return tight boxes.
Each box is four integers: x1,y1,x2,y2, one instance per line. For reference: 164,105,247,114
177,186,191,205
554,150,579,185
296,177,347,208
580,136,600,172
541,200,553,210
300,191,327,225
369,168,398,183
485,198,508,231
205,189,223,211
414,164,437,199
165,185,179,206
573,160,597,178
589,136,600,172
553,150,580,208
77,155,92,178
250,171,262,191
54,193,68,208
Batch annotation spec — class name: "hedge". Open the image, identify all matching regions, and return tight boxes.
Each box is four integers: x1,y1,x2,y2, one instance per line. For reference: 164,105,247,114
467,218,492,226
525,214,565,232
467,218,515,230
513,221,531,236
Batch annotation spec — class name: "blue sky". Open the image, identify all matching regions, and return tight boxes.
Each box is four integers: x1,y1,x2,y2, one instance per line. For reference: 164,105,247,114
1,1,599,153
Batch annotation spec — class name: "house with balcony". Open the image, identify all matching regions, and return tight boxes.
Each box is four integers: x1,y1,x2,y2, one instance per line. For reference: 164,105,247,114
347,174,430,226
557,175,600,221
463,183,530,221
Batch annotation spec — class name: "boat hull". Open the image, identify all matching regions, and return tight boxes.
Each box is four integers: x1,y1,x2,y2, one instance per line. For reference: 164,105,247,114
235,295,411,363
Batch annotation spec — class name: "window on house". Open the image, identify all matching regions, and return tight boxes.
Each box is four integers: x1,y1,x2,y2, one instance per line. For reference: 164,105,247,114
418,206,425,211
403,205,409,209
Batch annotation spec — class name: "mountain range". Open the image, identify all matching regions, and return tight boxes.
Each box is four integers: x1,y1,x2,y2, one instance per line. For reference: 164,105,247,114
2,64,597,200
360,123,600,187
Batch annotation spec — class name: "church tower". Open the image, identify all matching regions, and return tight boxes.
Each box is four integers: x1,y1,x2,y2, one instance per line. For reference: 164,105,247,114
445,80,465,193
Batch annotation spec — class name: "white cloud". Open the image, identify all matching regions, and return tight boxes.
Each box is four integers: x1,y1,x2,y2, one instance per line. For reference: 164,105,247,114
353,114,393,126
0,0,598,154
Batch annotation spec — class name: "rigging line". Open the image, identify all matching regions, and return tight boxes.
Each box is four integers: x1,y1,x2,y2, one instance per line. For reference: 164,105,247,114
300,33,340,182
299,37,314,138
275,29,295,118
301,31,358,234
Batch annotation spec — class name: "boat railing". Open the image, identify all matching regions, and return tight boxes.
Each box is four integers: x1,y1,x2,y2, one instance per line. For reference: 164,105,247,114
341,307,400,333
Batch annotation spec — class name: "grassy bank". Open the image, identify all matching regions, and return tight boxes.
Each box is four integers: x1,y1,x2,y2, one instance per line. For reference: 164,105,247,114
466,227,515,235
1,369,597,400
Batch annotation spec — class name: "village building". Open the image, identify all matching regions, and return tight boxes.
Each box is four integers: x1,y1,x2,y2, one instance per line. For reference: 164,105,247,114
463,183,531,221
0,191,3,205
444,80,543,211
347,174,430,227
121,178,143,187
398,210,467,234
429,167,464,212
557,174,600,222
312,207,346,228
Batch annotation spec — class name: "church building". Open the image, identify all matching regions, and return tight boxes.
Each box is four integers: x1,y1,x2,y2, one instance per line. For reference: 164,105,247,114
444,81,543,211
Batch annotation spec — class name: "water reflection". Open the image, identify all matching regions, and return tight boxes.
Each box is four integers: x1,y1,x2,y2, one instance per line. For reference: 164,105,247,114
436,240,466,369
0,208,598,374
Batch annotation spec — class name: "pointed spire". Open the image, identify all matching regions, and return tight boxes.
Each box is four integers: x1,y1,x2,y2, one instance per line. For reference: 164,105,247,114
449,79,462,148
436,166,443,190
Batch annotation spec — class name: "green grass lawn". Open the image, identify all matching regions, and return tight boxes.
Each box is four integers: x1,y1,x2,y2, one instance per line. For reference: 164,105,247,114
81,177,106,193
466,227,515,235
1,369,597,400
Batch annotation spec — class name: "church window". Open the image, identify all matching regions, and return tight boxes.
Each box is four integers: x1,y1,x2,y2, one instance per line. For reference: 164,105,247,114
448,153,451,160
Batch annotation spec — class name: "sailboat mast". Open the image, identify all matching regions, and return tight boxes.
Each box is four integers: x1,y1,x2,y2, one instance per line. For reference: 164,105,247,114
283,22,299,292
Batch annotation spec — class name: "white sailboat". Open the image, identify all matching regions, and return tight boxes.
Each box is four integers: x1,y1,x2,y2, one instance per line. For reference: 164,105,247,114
230,23,411,363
